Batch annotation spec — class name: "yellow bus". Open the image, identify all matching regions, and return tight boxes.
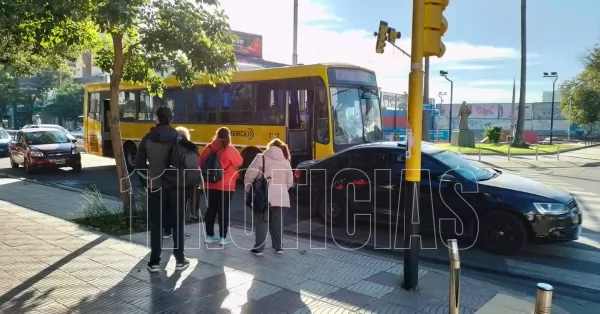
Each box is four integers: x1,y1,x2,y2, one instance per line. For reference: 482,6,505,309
83,63,383,173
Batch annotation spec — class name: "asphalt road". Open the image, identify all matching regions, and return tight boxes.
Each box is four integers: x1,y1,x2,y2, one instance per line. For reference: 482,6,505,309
2,154,600,295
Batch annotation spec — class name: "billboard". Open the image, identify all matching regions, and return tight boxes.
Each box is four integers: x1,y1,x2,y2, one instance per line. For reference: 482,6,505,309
232,30,263,60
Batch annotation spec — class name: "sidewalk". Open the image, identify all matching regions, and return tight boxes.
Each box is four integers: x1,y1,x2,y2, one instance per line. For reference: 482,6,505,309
0,178,574,313
464,145,600,169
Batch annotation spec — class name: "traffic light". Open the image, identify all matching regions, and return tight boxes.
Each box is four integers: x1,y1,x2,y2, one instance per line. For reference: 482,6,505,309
423,0,448,58
387,28,401,44
374,21,389,54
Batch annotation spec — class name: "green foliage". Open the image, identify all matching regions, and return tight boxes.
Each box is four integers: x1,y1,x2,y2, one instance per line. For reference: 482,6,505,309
93,0,237,95
483,125,503,144
75,186,148,236
560,43,600,127
43,78,84,120
1,1,98,76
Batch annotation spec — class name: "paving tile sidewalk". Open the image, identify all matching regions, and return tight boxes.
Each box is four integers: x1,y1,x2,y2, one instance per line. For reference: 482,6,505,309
0,178,573,313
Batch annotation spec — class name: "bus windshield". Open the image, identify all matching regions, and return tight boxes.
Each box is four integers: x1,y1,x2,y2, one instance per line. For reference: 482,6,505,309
330,86,383,144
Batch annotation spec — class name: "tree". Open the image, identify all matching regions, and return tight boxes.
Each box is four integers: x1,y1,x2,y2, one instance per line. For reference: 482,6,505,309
0,72,20,128
559,71,600,134
90,0,236,212
0,0,97,76
43,78,84,122
13,70,61,123
512,0,528,148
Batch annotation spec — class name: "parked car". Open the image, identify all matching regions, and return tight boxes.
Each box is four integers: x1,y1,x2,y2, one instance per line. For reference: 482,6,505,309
6,130,18,140
22,124,77,143
0,129,10,156
294,141,582,256
9,128,82,173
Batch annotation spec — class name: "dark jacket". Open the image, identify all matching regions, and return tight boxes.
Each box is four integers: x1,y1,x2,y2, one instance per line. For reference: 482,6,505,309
135,125,179,189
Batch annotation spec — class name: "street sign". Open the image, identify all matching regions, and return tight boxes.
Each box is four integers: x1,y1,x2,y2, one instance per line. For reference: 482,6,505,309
423,104,440,111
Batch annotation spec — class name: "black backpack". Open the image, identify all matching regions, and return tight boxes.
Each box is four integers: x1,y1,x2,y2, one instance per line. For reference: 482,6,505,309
203,146,223,184
164,137,201,187
246,155,269,213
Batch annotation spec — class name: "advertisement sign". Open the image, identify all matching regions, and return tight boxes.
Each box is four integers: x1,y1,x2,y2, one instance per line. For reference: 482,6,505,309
232,30,263,59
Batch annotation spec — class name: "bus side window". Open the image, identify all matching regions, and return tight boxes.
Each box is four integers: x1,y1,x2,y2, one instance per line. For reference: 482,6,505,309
315,87,329,144
190,85,218,123
220,83,253,124
256,82,284,125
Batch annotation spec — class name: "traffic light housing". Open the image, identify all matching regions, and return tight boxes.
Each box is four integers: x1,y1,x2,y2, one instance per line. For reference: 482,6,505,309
375,21,389,54
424,0,448,58
387,28,401,44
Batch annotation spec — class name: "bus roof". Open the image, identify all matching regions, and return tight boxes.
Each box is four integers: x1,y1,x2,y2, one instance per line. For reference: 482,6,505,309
84,63,375,91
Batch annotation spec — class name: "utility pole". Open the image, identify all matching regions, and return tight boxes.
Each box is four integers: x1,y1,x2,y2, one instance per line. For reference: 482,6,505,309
292,0,299,65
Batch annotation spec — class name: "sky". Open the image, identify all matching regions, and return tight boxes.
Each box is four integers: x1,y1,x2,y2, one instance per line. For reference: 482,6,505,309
219,0,599,104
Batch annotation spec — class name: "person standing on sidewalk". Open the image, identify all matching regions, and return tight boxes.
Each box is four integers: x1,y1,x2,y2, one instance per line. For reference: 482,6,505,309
244,138,293,256
199,127,243,246
134,107,190,272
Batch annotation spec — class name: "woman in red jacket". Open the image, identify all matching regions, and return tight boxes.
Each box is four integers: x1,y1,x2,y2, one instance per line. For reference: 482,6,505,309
199,127,243,245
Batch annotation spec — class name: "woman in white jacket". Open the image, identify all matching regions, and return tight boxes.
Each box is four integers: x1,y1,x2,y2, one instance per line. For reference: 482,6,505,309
244,138,293,256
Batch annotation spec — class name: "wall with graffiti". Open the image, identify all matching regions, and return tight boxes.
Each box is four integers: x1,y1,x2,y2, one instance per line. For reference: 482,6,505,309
381,101,586,140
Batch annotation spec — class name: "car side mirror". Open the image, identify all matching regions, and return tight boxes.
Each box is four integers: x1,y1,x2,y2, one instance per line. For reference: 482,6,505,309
71,139,77,143
438,174,457,183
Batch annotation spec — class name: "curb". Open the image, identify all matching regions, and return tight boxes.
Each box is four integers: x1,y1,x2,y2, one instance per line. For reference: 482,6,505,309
281,225,600,302
454,143,600,156
0,172,122,202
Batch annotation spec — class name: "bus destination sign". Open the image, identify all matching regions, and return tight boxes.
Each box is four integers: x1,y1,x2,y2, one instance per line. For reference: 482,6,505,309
328,68,377,87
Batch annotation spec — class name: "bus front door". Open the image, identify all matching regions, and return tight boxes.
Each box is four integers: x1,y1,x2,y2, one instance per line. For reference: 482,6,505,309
101,99,114,157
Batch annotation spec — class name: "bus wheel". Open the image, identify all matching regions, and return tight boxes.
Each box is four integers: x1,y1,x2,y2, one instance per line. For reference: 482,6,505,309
123,142,137,171
239,147,261,182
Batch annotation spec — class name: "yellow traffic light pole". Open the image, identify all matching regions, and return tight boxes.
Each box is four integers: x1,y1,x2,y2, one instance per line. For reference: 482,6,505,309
373,0,447,291
403,0,425,291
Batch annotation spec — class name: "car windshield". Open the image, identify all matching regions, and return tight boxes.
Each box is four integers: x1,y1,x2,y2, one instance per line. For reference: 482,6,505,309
26,131,71,145
430,150,497,181
0,130,8,139
330,86,383,144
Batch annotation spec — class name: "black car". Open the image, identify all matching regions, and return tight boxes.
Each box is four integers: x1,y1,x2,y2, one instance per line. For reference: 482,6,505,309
294,141,582,256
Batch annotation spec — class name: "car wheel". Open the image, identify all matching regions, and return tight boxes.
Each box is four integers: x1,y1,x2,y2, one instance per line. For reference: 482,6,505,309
123,142,137,170
479,211,527,256
316,190,347,227
9,156,19,168
24,159,34,174
72,164,82,172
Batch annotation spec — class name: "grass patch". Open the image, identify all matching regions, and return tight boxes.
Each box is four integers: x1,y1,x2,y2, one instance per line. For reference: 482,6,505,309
74,186,148,236
435,143,581,155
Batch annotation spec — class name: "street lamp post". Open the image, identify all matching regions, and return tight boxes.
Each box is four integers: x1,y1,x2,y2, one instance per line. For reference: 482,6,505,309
440,71,453,142
437,92,446,142
543,72,559,144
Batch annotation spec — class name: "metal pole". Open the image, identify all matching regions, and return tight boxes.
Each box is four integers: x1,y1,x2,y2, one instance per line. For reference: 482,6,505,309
536,145,539,160
478,147,481,162
403,0,425,291
292,0,299,65
448,239,461,314
508,145,511,161
549,78,557,144
423,57,431,142
448,79,454,142
557,145,560,160
568,97,572,141
534,283,553,314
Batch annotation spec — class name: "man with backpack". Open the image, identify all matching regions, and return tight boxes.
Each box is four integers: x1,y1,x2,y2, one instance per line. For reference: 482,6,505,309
134,107,198,273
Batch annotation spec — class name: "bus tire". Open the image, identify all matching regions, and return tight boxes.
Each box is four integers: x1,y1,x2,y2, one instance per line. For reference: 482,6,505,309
239,147,261,182
123,141,137,171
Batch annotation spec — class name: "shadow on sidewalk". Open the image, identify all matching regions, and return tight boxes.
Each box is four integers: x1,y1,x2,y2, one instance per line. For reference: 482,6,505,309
0,237,107,312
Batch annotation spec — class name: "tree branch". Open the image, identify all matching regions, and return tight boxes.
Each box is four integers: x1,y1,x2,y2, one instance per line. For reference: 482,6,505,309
123,41,142,67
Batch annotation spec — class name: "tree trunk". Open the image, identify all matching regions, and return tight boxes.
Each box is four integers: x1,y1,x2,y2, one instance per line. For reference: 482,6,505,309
109,34,133,214
512,0,529,148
